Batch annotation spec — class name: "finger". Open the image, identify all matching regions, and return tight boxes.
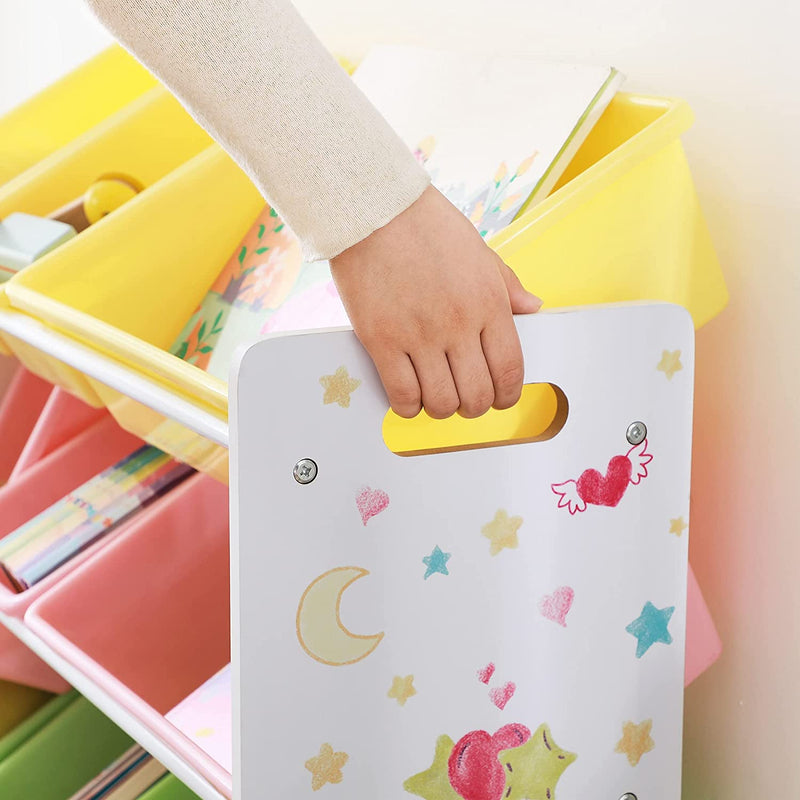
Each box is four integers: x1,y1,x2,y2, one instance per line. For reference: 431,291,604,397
498,260,542,314
480,314,526,411
410,349,460,420
371,351,422,418
446,339,495,419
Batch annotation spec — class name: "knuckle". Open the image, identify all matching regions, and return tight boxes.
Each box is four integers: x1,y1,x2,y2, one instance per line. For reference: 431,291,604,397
493,360,525,392
391,385,422,413
426,392,459,419
460,388,495,418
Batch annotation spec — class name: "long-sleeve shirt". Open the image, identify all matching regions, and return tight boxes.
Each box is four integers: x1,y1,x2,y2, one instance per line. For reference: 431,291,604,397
84,0,431,261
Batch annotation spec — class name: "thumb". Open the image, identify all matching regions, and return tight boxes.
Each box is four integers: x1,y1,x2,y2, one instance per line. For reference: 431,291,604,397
498,260,543,314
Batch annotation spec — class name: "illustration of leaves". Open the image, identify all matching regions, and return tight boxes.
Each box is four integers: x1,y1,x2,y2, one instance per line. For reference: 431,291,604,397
237,246,247,265
255,246,269,254
199,346,213,353
211,310,225,335
257,224,266,239
269,207,278,217
273,223,284,233
176,341,188,360
515,152,538,177
198,321,207,343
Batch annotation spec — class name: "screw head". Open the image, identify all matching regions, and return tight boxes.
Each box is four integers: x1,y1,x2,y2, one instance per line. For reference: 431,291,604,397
626,421,647,446
619,794,638,800
293,458,318,484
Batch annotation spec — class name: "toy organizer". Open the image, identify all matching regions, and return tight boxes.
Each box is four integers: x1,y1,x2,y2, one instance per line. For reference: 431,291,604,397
0,46,725,800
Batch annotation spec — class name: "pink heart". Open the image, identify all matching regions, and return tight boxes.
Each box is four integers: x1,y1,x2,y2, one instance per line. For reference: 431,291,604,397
477,663,495,685
356,487,389,525
538,586,575,627
576,455,632,507
488,682,515,710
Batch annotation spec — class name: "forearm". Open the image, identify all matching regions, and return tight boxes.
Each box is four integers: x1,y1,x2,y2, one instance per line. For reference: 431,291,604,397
85,0,430,260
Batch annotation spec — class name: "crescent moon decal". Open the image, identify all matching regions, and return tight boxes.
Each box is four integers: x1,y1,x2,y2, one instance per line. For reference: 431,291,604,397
296,567,384,666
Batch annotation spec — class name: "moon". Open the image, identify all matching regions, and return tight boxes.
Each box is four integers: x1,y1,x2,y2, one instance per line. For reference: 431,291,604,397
296,567,384,666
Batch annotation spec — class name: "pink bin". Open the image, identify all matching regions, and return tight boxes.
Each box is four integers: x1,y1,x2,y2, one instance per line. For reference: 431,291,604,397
0,414,142,691
0,367,52,484
9,387,105,480
26,473,232,796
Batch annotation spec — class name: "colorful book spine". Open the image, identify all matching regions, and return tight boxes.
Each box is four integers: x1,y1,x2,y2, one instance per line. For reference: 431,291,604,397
0,446,194,591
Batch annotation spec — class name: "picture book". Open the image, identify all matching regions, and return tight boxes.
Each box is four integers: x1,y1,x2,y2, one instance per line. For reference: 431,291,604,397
165,663,231,773
353,45,624,235
0,446,194,591
170,48,622,382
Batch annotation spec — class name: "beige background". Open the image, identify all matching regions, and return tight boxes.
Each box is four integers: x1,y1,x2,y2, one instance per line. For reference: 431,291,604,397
1,0,798,795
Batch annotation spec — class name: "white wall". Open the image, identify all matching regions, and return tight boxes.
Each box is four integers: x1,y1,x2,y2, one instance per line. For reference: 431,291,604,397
2,0,799,796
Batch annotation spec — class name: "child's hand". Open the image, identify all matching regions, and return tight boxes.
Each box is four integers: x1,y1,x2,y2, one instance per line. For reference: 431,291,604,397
330,186,542,419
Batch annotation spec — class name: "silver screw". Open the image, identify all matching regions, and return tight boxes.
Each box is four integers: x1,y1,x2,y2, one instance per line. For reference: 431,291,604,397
626,421,647,446
619,794,638,800
293,458,318,484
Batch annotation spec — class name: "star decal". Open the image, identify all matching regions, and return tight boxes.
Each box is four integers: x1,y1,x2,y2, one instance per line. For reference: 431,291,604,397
403,734,459,800
669,516,688,537
498,723,577,800
481,509,523,556
615,719,655,766
305,743,349,791
626,601,675,658
656,350,683,380
319,365,361,407
423,546,451,580
388,675,417,706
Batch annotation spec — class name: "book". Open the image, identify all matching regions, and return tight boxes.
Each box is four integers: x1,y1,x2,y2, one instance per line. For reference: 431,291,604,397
165,663,231,773
68,744,168,800
170,48,622,380
0,445,194,591
353,45,624,236
67,745,149,800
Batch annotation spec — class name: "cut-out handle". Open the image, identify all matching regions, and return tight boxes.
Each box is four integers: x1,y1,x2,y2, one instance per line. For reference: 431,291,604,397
383,383,568,456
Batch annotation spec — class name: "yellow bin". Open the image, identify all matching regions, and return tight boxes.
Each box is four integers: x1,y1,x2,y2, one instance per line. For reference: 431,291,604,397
5,93,728,481
0,45,157,186
0,71,216,403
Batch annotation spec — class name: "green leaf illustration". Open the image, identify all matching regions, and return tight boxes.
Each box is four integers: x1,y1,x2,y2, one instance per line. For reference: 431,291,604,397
199,346,213,354
257,224,266,239
255,246,268,254
238,246,247,265
273,223,284,233
176,342,188,360
269,207,278,217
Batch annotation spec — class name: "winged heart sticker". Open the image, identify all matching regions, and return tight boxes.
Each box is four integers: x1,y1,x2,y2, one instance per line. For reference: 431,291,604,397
551,440,653,515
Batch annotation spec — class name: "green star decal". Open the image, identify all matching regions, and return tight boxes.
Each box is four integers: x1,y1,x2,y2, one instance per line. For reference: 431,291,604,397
404,735,460,800
498,724,577,800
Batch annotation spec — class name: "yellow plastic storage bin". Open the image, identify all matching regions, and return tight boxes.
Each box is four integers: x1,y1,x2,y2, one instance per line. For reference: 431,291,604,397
0,75,216,403
0,45,157,186
5,93,728,480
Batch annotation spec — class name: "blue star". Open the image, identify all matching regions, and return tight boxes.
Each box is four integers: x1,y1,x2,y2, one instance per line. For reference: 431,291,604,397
626,601,675,658
422,546,451,580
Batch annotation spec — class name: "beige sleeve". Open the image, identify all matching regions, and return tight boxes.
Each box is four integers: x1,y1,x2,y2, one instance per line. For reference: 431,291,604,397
83,0,430,261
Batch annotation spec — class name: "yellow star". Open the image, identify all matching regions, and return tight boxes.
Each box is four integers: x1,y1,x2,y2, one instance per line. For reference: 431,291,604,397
388,674,417,706
404,734,460,800
656,350,683,380
498,723,577,800
615,719,655,767
305,743,349,791
481,509,523,556
319,366,361,408
669,517,688,537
